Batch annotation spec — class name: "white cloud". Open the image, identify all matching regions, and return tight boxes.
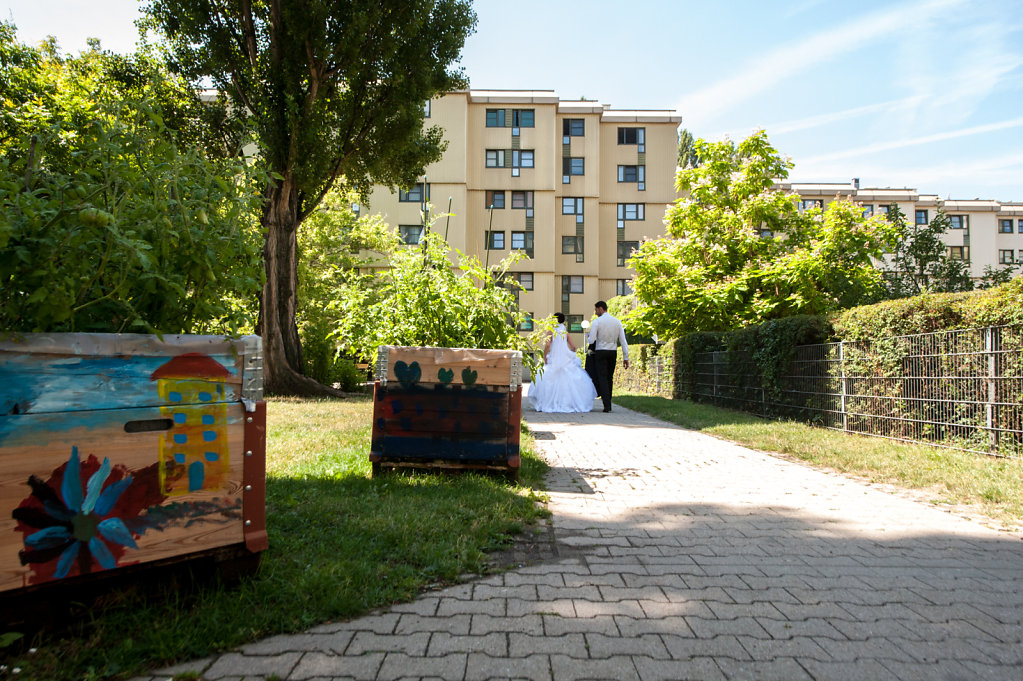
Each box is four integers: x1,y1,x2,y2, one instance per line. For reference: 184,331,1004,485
801,117,1023,163
677,0,967,130
767,97,925,136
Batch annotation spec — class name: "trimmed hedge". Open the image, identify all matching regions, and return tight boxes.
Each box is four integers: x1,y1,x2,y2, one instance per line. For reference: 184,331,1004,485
624,278,1023,401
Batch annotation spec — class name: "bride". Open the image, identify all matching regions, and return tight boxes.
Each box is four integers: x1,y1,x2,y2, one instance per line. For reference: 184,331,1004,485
530,313,598,413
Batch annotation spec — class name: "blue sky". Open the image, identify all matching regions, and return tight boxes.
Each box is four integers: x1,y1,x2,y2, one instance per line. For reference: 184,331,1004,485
6,0,1022,201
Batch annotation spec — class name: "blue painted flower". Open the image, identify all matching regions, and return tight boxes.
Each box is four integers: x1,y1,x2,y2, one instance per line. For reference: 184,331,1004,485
14,446,137,578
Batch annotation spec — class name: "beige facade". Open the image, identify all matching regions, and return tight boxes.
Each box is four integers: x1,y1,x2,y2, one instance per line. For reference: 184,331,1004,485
364,90,682,332
779,180,1023,279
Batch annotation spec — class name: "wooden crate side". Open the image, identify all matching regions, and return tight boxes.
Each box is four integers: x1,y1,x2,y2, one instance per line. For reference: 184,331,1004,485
371,384,515,464
1,404,246,594
378,346,521,388
507,386,522,468
242,402,268,553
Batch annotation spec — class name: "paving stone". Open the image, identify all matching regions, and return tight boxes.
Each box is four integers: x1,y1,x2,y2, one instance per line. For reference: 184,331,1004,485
288,651,384,680
660,634,752,661
464,652,550,681
470,613,544,635
508,632,587,658
347,631,430,656
377,653,467,681
714,656,815,680
548,654,641,681
396,613,471,636
427,632,507,657
240,632,342,655
584,632,670,659
631,655,726,681
203,652,302,680
508,597,576,617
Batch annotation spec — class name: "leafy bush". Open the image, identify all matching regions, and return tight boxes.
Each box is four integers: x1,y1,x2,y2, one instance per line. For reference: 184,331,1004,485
0,26,262,335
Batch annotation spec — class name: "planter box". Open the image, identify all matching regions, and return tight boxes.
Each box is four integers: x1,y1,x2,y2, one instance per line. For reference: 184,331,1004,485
370,346,523,479
0,333,267,597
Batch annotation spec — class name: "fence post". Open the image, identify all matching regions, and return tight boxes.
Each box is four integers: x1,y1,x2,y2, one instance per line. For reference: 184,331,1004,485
713,351,720,402
987,326,997,452
839,341,848,432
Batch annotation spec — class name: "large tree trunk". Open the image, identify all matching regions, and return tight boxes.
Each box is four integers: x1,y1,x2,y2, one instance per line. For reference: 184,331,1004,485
259,176,354,397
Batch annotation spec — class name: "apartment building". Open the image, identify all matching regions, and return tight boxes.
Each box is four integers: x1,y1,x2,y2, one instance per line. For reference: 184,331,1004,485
779,180,1023,278
363,90,682,332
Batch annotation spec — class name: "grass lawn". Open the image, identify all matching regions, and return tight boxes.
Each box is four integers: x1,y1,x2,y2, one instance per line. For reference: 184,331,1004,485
2,396,549,681
614,393,1023,527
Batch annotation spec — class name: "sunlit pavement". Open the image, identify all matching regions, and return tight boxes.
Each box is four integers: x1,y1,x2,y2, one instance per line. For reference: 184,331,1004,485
138,392,1023,681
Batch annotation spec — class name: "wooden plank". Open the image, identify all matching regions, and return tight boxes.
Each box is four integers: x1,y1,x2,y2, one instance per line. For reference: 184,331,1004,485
242,402,267,553
377,435,511,461
1,403,246,594
1,334,249,415
379,346,520,388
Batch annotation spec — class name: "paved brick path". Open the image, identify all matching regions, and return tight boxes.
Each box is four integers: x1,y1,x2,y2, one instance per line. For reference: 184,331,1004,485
139,400,1023,681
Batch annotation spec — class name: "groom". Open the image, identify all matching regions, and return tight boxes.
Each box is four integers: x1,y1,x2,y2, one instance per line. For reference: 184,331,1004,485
586,301,629,413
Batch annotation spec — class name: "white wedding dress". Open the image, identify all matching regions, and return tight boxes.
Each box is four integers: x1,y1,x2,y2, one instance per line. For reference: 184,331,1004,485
529,325,598,413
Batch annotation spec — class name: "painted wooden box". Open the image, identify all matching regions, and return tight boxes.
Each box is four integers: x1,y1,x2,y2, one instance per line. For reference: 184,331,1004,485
0,333,267,596
369,346,523,478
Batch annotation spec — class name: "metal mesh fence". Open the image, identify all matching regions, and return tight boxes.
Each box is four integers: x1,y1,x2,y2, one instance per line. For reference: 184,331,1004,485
690,324,1023,457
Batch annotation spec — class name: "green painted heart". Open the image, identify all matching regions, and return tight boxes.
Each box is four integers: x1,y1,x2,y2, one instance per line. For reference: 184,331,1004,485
394,360,421,387
461,367,478,385
437,367,454,384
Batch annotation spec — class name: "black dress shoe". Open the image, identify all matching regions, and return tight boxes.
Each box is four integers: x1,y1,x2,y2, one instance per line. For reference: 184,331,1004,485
603,408,612,413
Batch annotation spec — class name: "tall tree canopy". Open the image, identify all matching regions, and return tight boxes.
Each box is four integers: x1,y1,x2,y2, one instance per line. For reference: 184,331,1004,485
626,131,900,338
141,0,477,395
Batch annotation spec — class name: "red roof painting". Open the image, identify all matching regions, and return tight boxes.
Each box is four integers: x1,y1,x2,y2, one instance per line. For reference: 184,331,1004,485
150,353,231,380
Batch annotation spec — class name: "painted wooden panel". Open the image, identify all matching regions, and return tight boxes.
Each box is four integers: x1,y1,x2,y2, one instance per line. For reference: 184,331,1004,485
371,384,518,463
0,333,257,415
377,346,522,388
1,405,245,592
0,333,265,595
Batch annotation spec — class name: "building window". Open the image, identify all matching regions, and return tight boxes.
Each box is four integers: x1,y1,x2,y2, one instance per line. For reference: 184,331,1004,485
562,236,583,254
949,215,968,230
797,199,823,212
878,204,891,215
563,157,584,176
947,246,966,260
862,204,874,217
915,210,929,225
512,149,534,168
486,109,505,127
399,225,423,245
513,109,534,128
511,191,534,210
617,203,645,222
399,183,429,202
566,315,583,333
562,197,584,215
424,100,431,117
1018,219,1023,234
486,190,505,209
518,314,534,332
618,165,646,188
563,118,584,137
514,272,534,290
999,219,1014,233
616,279,632,296
617,127,645,148
999,249,1015,264
487,231,505,250
511,231,533,252
566,275,584,293
617,241,638,267
486,149,506,167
